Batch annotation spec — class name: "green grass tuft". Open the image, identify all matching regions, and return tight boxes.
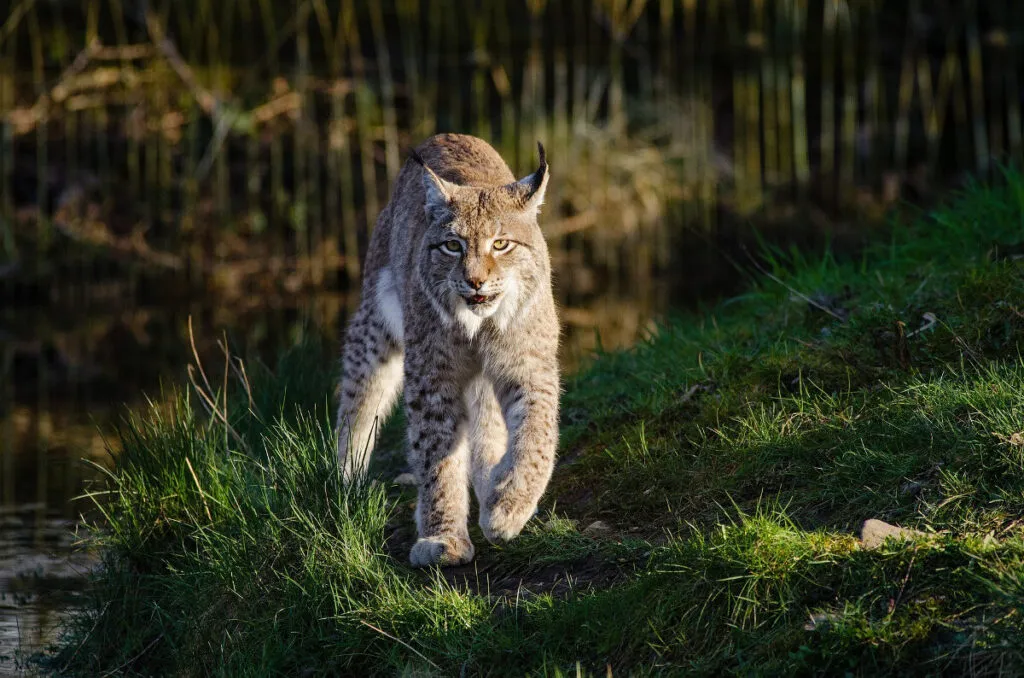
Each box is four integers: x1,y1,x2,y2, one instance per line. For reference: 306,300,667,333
41,173,1024,676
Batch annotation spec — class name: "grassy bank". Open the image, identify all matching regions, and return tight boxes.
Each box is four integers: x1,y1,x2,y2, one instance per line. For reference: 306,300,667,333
41,175,1024,676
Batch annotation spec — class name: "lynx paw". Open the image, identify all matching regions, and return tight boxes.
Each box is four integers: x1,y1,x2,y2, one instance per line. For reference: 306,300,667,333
480,497,537,544
409,535,475,568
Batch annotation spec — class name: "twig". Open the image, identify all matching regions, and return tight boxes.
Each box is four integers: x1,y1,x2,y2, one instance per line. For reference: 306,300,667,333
743,248,847,322
51,219,184,270
94,44,155,61
7,38,102,133
49,39,104,102
251,91,303,123
144,11,220,116
184,456,213,522
144,9,238,181
359,620,440,671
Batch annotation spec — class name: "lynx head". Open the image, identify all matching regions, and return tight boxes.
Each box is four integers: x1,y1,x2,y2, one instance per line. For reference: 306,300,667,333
413,143,550,334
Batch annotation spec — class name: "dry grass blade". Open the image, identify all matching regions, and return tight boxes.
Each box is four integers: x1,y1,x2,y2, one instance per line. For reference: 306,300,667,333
184,456,213,522
188,316,217,402
187,316,250,452
186,364,248,451
229,355,255,410
220,333,230,424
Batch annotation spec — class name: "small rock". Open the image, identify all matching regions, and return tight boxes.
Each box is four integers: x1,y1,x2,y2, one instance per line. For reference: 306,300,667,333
860,519,926,548
583,520,612,537
393,473,417,486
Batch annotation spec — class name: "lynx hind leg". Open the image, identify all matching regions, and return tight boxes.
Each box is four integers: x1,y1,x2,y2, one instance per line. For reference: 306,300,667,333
336,301,404,481
466,377,508,517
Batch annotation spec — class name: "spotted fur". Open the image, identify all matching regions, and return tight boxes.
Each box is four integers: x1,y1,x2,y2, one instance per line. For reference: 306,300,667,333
336,134,560,567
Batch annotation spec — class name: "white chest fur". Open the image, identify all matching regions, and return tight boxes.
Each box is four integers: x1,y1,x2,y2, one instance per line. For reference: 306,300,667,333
375,268,405,340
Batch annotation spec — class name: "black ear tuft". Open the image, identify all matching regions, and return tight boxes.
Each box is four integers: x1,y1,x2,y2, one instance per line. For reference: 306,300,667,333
409,148,426,167
528,141,548,195
500,142,550,209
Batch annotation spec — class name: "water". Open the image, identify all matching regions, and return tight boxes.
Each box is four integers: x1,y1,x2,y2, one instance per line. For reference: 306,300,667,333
0,507,96,667
4,0,1024,670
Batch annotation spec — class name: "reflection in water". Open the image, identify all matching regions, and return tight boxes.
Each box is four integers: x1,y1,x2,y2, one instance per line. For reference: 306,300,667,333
0,505,97,664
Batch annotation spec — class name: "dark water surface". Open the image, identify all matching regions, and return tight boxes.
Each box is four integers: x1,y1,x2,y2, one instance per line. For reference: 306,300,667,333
4,0,1024,671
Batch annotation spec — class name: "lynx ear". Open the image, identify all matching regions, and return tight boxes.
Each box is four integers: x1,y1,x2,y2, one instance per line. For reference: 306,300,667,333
410,149,457,215
504,141,549,213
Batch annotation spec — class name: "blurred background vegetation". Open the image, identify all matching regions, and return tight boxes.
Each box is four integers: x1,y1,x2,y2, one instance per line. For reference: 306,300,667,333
2,0,1024,657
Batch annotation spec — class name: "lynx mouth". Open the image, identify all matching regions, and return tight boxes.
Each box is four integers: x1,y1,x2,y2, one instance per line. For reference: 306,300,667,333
464,293,497,306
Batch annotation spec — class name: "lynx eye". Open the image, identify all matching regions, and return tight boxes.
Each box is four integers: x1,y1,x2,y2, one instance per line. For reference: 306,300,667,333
442,240,463,254
492,239,510,251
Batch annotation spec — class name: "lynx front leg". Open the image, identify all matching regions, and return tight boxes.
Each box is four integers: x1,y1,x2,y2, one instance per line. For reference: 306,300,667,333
336,303,404,481
406,371,475,568
466,377,508,513
481,367,560,543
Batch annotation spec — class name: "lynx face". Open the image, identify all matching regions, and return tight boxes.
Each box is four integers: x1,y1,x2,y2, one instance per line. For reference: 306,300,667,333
415,147,549,333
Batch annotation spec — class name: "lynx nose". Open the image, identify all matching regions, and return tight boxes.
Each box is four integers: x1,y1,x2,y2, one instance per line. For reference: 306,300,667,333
466,277,485,290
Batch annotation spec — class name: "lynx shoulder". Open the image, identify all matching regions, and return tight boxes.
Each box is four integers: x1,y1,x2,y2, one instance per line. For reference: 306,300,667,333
335,133,560,567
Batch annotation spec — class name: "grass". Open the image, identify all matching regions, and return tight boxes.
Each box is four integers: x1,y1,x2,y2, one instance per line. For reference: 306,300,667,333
36,172,1024,676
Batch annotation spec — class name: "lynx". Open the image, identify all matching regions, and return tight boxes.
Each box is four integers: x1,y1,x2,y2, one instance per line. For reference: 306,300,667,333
336,133,560,568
